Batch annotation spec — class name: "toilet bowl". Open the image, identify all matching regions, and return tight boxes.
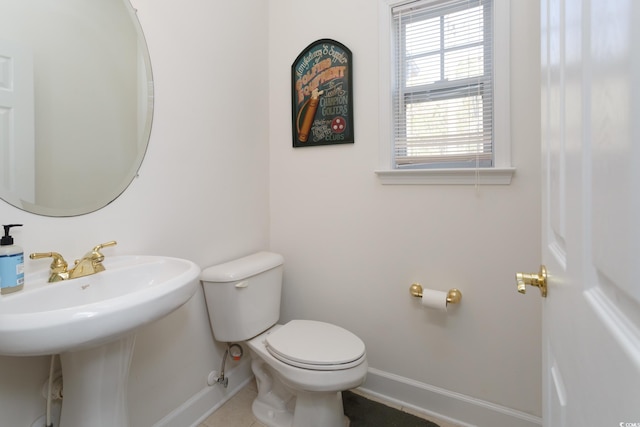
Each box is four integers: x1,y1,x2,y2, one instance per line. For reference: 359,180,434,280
200,252,368,427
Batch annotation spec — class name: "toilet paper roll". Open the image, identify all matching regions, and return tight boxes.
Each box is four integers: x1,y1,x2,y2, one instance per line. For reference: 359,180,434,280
420,289,448,312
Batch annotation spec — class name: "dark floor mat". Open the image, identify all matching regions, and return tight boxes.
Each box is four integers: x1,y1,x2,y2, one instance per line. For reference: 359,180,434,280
342,391,440,427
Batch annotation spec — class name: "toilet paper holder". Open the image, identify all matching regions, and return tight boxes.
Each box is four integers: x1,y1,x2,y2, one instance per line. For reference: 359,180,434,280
409,283,462,305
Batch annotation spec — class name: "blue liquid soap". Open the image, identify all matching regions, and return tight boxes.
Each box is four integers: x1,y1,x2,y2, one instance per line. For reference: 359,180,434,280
0,224,24,295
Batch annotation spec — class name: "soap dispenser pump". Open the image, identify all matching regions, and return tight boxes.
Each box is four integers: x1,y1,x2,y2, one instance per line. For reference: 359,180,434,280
0,224,24,294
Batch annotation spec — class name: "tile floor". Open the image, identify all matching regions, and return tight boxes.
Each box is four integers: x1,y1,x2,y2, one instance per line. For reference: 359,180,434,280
199,381,462,427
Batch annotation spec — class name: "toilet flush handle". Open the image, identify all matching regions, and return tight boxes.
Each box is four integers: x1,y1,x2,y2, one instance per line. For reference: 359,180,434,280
235,280,249,288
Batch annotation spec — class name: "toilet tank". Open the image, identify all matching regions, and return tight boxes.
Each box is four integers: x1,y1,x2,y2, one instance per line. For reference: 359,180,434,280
200,251,284,343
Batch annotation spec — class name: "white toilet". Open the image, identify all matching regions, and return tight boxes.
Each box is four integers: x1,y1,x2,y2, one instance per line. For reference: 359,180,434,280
200,251,368,427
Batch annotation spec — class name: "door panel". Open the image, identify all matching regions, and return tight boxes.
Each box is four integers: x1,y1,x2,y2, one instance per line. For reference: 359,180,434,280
0,39,35,203
540,0,640,425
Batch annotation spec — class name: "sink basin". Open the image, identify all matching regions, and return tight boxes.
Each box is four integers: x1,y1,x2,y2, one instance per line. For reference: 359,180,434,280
0,255,200,427
0,255,200,356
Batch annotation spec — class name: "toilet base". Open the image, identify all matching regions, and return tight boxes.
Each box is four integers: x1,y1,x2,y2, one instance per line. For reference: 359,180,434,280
252,391,349,427
251,357,350,427
292,390,349,427
252,397,293,427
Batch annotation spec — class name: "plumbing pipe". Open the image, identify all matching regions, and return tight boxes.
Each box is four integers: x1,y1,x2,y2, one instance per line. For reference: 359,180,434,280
217,347,229,387
216,343,243,387
46,355,55,427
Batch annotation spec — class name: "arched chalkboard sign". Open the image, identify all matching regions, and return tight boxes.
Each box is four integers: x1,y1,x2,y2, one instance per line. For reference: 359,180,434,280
291,39,354,147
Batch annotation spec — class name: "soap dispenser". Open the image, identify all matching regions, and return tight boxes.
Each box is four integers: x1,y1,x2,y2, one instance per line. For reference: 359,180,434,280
0,224,24,294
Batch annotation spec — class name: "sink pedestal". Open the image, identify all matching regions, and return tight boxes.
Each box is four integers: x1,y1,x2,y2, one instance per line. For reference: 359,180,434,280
59,334,136,427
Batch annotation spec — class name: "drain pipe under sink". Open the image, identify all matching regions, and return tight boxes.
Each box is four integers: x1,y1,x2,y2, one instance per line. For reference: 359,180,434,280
46,355,56,427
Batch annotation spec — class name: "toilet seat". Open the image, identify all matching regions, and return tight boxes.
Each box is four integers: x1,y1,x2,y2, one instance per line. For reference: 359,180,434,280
265,320,366,371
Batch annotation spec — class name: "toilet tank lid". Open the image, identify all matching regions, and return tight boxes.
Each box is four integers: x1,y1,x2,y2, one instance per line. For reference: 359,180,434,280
200,251,284,282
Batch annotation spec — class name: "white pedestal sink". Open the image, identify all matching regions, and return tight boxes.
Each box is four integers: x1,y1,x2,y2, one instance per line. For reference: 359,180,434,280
0,255,200,427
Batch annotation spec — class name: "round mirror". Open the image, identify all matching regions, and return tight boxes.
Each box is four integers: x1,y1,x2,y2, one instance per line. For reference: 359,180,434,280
0,0,153,216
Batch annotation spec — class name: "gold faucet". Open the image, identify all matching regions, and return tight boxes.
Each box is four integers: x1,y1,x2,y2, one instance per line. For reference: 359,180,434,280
30,241,117,282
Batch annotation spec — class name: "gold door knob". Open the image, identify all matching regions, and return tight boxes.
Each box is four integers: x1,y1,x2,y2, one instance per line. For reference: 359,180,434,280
516,265,547,297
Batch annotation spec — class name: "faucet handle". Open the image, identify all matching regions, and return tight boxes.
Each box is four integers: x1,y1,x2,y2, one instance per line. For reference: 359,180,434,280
86,241,117,262
29,252,69,273
93,241,117,253
30,252,70,282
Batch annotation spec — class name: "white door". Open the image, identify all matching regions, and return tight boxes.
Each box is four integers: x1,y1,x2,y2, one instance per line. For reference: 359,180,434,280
538,0,640,426
0,39,35,203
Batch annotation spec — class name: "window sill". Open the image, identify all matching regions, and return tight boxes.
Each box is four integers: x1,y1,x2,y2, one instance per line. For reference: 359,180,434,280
375,167,516,185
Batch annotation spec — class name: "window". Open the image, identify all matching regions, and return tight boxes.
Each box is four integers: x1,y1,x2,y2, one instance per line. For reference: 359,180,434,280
377,0,513,184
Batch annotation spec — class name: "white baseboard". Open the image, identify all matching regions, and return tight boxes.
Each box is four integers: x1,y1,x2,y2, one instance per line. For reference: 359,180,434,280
154,361,541,427
152,358,253,427
360,367,542,427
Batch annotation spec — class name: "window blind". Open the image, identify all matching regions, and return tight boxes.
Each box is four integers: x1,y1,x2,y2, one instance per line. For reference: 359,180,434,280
392,0,494,169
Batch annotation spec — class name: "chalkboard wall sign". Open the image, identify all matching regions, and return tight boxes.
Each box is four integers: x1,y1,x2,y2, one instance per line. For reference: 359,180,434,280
291,39,354,147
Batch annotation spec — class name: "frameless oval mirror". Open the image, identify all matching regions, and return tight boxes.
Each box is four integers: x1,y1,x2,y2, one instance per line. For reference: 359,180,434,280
0,0,153,216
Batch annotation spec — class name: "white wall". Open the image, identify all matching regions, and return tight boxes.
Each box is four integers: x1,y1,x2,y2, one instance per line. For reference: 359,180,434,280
268,0,542,424
0,0,269,425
